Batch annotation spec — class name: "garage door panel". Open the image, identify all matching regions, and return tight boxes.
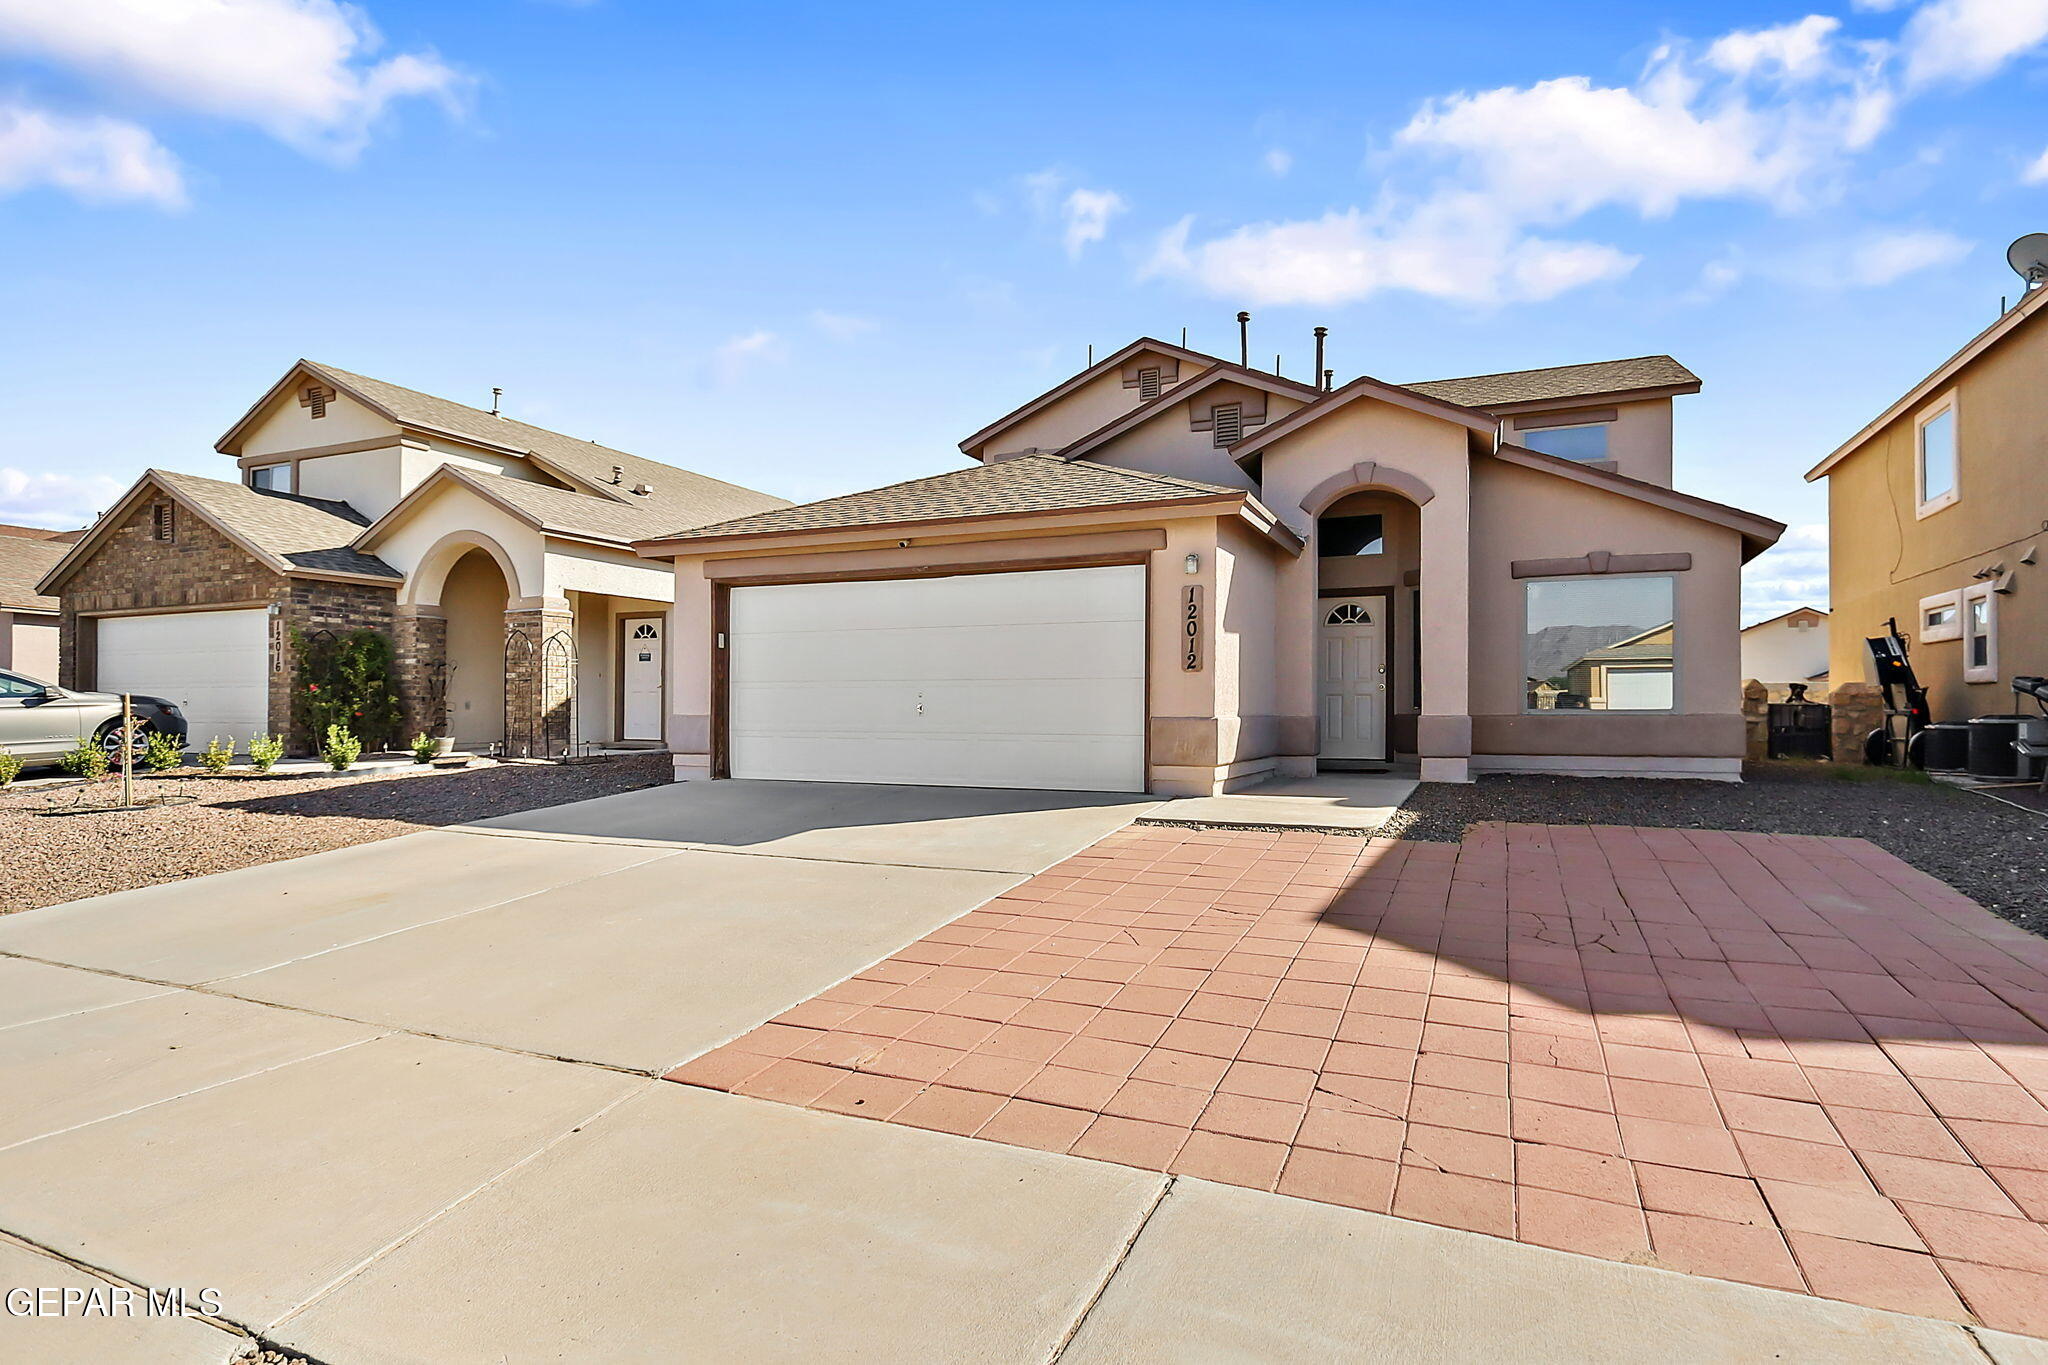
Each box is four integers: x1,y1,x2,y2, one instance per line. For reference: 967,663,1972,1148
728,567,1146,792
96,610,270,752
731,622,1144,685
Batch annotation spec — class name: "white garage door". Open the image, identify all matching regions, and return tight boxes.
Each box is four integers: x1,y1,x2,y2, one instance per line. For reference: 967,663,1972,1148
97,609,270,752
1604,668,1674,711
729,566,1146,791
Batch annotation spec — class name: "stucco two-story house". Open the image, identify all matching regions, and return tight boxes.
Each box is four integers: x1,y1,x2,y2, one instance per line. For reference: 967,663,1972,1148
635,337,1783,793
38,361,786,754
1807,284,2048,719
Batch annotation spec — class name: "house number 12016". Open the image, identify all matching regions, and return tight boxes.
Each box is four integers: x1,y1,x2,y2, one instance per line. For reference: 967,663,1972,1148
1181,584,1202,671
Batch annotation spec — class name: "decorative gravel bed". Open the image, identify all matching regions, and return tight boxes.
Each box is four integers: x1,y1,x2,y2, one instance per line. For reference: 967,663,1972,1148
0,753,671,914
1379,761,2048,937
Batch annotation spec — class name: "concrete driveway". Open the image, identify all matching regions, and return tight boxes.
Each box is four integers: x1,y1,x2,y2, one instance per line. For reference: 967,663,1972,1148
0,780,2035,1363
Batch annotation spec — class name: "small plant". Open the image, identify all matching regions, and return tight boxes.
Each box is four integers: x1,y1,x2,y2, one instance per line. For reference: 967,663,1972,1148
248,733,285,774
322,724,363,772
0,744,20,789
200,737,235,774
59,738,110,780
410,732,439,764
142,730,184,773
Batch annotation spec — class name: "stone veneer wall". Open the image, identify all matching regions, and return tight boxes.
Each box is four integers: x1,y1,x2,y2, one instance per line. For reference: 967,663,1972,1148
503,605,575,757
393,605,448,742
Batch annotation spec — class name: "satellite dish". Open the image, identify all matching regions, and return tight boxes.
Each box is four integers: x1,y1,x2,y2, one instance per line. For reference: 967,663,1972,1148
2008,233,2048,289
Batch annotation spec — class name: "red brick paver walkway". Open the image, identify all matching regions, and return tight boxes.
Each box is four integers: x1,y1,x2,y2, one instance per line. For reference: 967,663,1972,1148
668,823,2048,1336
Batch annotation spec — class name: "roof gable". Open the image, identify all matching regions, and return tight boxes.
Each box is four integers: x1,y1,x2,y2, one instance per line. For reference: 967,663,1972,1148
1226,373,1496,460
1055,363,1321,462
958,337,1224,457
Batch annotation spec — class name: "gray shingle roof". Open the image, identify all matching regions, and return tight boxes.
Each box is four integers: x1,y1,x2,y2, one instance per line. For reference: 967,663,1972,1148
1405,356,1699,410
454,468,709,543
302,361,789,539
151,470,401,579
653,455,1242,543
0,534,67,611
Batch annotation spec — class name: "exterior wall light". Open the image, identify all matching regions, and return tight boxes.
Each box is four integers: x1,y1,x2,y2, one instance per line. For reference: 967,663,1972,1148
1184,553,1200,575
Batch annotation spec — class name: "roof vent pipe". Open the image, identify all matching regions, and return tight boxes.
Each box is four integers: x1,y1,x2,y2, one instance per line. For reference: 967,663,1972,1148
1313,327,1328,390
631,482,653,496
611,464,624,485
1323,368,1334,391
490,387,502,417
1236,312,1250,367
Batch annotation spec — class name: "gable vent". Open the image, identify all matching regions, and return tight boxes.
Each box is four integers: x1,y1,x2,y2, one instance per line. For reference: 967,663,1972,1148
1137,367,1161,402
151,502,175,542
298,383,333,419
1211,403,1243,448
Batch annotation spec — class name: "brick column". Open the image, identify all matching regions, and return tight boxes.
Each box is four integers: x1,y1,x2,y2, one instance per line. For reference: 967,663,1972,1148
394,605,447,741
503,602,575,758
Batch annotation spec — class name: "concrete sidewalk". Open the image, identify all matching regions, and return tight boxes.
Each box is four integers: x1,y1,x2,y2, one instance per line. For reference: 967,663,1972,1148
1142,771,1418,831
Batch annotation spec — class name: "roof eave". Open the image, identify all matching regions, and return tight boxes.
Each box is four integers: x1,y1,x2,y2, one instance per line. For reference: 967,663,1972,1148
1228,376,1495,461
634,491,1246,559
352,465,544,553
1808,286,2048,481
1492,443,1785,560
1476,381,1701,416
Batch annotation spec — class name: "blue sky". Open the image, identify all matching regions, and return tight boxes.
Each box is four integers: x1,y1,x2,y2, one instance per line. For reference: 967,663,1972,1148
3,1,2046,621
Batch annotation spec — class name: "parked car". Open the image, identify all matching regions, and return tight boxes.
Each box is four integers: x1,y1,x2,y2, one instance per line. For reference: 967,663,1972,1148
0,668,188,766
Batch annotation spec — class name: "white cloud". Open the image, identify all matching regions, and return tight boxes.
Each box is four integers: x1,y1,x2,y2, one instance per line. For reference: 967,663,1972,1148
1019,169,1127,258
1901,0,2048,87
0,99,184,205
808,310,877,339
1848,228,1970,283
2026,146,2048,184
0,0,468,160
1059,186,1126,258
1705,16,1843,81
1742,523,1829,624
708,329,786,385
1263,147,1292,177
0,467,125,528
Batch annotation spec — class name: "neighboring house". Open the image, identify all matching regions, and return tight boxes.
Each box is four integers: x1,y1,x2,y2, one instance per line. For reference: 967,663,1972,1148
1739,606,1830,699
38,361,787,753
0,524,80,679
635,338,1783,792
1807,283,2047,721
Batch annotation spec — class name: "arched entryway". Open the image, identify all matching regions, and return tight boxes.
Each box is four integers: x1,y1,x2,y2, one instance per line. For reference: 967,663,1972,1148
442,548,509,751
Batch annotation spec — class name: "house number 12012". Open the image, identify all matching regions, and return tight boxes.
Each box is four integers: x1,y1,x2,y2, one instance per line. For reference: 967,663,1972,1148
1181,584,1202,671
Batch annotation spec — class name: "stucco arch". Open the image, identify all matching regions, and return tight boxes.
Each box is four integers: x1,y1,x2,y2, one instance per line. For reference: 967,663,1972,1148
1297,461,1436,518
403,529,530,608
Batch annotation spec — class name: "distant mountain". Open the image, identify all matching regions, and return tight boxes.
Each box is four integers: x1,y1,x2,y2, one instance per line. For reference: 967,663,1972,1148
1526,623,1647,682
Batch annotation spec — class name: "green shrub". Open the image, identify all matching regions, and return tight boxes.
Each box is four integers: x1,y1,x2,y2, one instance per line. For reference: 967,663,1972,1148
322,724,363,772
200,737,235,774
409,732,439,764
0,745,20,789
59,739,109,780
248,733,285,774
142,730,184,772
291,627,403,752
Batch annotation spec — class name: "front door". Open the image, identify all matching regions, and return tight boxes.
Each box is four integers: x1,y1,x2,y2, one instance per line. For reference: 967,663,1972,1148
1318,597,1387,764
620,617,664,742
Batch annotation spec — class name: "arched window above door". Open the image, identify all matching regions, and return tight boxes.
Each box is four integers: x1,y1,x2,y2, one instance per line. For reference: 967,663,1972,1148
1324,603,1372,626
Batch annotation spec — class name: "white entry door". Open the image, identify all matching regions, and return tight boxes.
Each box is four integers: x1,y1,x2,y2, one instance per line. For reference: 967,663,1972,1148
97,608,270,752
620,617,664,742
1318,597,1387,764
726,565,1146,791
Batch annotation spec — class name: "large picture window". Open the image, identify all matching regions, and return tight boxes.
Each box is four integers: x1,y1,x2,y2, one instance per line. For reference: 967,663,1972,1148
1525,576,1675,712
1521,423,1609,462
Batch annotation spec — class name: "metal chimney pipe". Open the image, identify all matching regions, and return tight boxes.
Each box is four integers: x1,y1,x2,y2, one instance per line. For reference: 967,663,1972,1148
1236,311,1250,366
1323,368,1334,391
1313,326,1327,390
490,387,503,417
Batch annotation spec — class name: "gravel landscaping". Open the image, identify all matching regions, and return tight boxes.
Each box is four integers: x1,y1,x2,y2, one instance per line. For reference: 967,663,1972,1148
1379,760,2048,937
0,753,671,914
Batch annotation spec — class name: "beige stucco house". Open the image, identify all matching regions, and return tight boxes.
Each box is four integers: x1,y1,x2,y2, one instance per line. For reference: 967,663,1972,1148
1807,284,2048,720
1739,606,1830,700
0,524,76,679
38,361,786,754
636,338,1783,793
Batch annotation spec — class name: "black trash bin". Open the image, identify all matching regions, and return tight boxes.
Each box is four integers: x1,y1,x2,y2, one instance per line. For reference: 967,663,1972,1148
1968,715,2027,778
